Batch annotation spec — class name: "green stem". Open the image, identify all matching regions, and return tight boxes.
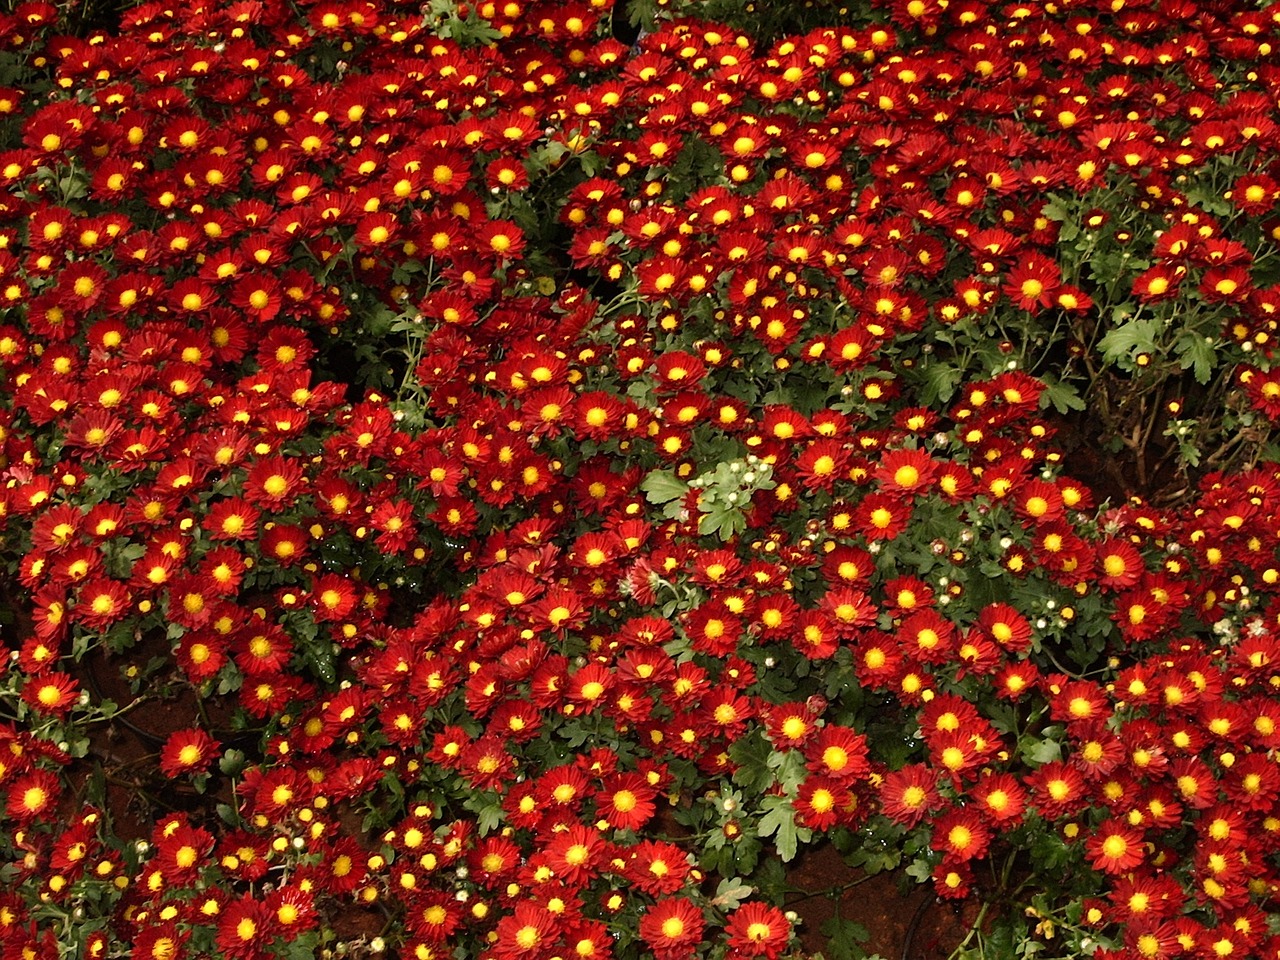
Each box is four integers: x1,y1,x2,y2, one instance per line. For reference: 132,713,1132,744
947,898,991,960
781,872,879,905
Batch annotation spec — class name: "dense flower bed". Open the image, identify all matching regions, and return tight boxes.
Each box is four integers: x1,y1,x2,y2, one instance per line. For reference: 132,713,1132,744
2,0,1280,957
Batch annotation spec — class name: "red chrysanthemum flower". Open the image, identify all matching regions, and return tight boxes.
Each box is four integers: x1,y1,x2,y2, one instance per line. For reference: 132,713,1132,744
406,891,465,942
626,840,691,895
1122,921,1182,960
819,586,876,636
310,573,359,622
461,737,517,792
969,771,1027,825
1003,253,1060,311
975,603,1033,653
1095,538,1145,590
793,610,839,660
6,769,60,821
22,670,79,716
931,807,991,861
154,821,215,886
855,490,912,541
794,775,851,831
879,764,942,827
242,455,306,508
267,884,318,934
640,897,705,960
794,439,848,492
1025,761,1087,820
1086,820,1146,875
596,772,658,831
174,633,229,684
493,902,558,960
874,448,937,495
159,727,221,779
804,725,870,782
897,609,955,664
543,823,611,886
724,901,792,959
215,895,271,959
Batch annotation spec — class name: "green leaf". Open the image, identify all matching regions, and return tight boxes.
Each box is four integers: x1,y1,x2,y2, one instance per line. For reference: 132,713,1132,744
578,150,604,177
700,507,745,541
819,915,871,960
640,469,688,505
216,803,241,826
755,794,810,862
1040,195,1070,223
627,0,664,27
905,855,933,882
279,933,322,960
768,748,809,793
305,639,337,685
729,730,775,794
918,361,963,406
1097,315,1162,367
710,877,755,910
1174,331,1217,385
463,792,505,835
1038,377,1086,414
1021,735,1062,766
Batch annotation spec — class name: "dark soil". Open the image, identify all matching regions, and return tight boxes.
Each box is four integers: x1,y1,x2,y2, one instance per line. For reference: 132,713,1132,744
785,844,976,960
68,633,240,838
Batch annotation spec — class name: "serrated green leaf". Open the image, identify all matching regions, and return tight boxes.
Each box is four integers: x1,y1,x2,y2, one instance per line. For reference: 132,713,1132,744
905,855,934,882
463,792,505,835
730,731,775,794
755,794,810,862
1040,195,1070,223
819,915,870,960
1021,736,1062,765
755,799,792,855
1097,316,1162,366
1174,332,1217,385
768,749,809,793
700,507,744,541
711,877,755,910
280,933,322,960
641,469,688,505
1039,377,1086,414
305,639,337,684
918,361,962,406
